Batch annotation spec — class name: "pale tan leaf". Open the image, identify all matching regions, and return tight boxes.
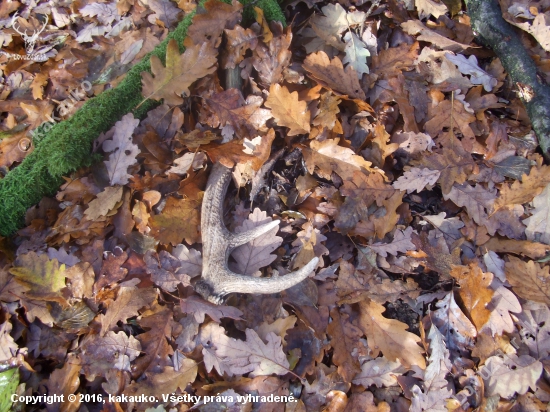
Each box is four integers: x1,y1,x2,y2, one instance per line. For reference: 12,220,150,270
200,323,290,377
102,113,140,185
264,84,310,136
482,354,542,398
303,138,372,181
393,167,440,194
523,184,550,245
84,186,123,220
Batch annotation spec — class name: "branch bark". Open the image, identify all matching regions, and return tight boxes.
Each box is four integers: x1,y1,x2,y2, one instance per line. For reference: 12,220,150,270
465,0,550,162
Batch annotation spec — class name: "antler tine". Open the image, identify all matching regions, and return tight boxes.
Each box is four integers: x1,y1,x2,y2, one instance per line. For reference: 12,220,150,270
11,12,28,37
195,162,319,304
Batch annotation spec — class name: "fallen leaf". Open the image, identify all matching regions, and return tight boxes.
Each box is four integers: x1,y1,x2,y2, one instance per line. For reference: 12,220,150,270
84,186,123,220
265,84,310,136
102,113,140,185
353,357,404,388
369,227,416,257
141,40,217,106
393,167,440,194
450,263,494,329
201,323,290,377
303,51,366,100
231,209,282,276
150,196,201,246
358,299,426,369
523,184,550,245
504,256,550,305
482,354,542,399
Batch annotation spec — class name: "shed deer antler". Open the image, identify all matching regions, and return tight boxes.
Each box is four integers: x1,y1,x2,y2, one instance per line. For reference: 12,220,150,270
194,162,319,304
11,11,47,54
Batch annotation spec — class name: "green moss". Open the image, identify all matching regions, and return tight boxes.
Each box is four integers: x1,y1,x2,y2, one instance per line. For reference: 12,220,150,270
0,0,286,236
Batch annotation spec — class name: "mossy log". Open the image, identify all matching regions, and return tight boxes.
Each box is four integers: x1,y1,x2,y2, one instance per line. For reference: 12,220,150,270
0,0,286,236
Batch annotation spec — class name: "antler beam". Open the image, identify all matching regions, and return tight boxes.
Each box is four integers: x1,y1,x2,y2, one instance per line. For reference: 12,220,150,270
194,162,319,304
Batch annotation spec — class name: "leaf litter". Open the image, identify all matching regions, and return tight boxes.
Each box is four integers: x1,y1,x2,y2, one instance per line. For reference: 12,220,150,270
1,0,550,410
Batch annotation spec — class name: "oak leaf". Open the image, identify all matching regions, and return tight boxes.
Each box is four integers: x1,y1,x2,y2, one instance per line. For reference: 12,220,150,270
309,3,362,50
393,167,440,194
81,331,141,377
483,237,550,259
180,295,243,323
144,244,201,292
358,299,426,369
343,32,370,77
202,89,271,139
98,280,157,335
303,139,372,181
303,51,366,100
102,113,140,185
504,256,550,305
10,252,66,299
415,0,448,20
483,279,521,336
230,209,282,276
369,227,416,258
312,92,341,130
327,307,362,382
446,53,497,92
222,25,258,69
141,40,217,106
370,42,419,81
264,84,310,136
251,27,292,87
416,148,475,194
482,354,542,399
84,186,123,221
150,196,201,245
443,183,497,233
523,184,550,244
353,357,404,388
450,263,494,330
184,0,242,47
200,323,290,377
495,165,550,209
431,292,476,358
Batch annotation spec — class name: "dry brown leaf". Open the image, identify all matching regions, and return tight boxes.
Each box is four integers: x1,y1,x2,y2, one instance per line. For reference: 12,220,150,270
482,354,543,398
450,263,494,329
303,139,372,181
98,281,157,336
431,291,476,358
370,42,419,81
251,26,292,87
141,40,217,106
264,84,310,136
84,186,123,221
184,0,242,47
222,25,258,69
303,51,366,100
327,307,362,382
416,147,475,194
202,89,271,138
496,165,550,209
149,196,201,246
504,256,550,305
204,129,275,170
483,237,550,259
358,299,426,369
102,113,140,186
401,20,470,52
